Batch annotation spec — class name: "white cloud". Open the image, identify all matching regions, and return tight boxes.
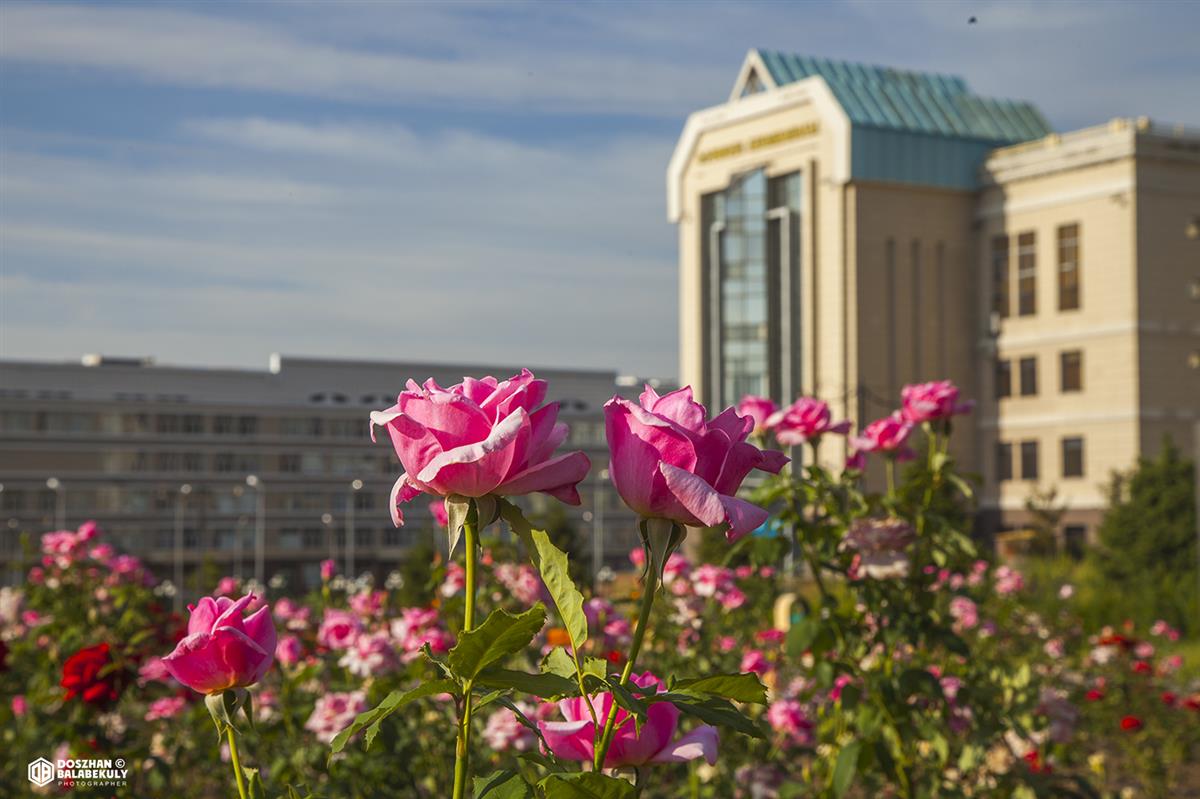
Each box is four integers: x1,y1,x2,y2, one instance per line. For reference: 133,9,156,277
0,2,728,116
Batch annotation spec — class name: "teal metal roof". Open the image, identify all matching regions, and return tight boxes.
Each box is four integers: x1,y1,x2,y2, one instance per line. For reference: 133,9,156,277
756,50,1052,144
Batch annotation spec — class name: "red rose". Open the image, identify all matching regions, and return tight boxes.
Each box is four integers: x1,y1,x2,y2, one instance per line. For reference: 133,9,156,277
1023,750,1051,774
1085,689,1105,702
1161,691,1177,706
1132,661,1152,675
1184,695,1200,712
61,643,122,706
1119,715,1143,732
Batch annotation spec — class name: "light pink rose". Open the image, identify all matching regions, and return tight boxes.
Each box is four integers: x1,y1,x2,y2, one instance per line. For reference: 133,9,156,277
604,386,787,541
482,701,538,752
900,380,974,424
949,596,979,631
305,691,368,744
737,395,777,435
850,412,915,461
390,607,453,662
993,565,1025,595
317,609,361,650
349,590,387,618
539,672,718,768
145,696,188,722
371,370,591,525
162,593,276,694
137,656,174,686
338,630,397,677
273,598,311,630
767,397,851,446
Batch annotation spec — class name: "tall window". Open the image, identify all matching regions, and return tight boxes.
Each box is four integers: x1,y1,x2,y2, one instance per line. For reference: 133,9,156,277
1019,356,1038,396
995,359,1012,398
996,442,1013,481
1058,223,1080,311
1062,437,1084,477
704,168,802,408
991,235,1010,318
1060,350,1083,392
1017,231,1037,316
1020,440,1039,480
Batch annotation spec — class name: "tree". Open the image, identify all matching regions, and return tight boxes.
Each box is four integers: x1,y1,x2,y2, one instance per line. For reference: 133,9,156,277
1093,439,1197,630
1023,486,1066,557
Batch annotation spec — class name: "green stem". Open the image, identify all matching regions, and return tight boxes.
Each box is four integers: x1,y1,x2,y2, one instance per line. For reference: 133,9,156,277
593,562,659,770
885,459,896,499
451,515,479,799
226,727,249,799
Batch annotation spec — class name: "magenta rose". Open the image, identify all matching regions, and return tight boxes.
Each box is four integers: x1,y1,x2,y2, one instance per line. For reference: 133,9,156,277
900,380,974,424
766,397,851,446
371,369,591,525
736,395,777,435
162,594,276,694
604,386,787,541
850,412,915,461
539,672,718,768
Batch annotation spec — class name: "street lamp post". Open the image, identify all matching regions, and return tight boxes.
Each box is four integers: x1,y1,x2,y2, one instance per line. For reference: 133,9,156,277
347,479,363,579
322,512,335,565
46,478,65,530
173,483,192,612
246,475,266,586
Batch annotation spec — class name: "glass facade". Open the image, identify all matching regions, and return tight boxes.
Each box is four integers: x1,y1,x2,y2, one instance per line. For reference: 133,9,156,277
703,168,802,408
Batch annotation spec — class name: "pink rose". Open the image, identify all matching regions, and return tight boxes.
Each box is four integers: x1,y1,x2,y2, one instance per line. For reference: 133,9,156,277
737,395,777,435
482,701,538,752
604,386,786,541
766,699,812,746
275,635,304,667
993,565,1025,595
137,656,174,686
213,576,239,597
305,691,369,744
740,649,770,676
320,559,337,582
850,412,915,461
12,695,27,717
371,370,591,525
900,380,974,424
767,397,851,446
317,609,361,650
162,593,276,694
539,672,718,768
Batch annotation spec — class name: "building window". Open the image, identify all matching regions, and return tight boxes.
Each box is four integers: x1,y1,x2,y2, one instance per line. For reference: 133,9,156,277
214,415,236,435
1017,231,1036,316
1019,356,1038,396
1057,223,1080,310
991,235,1009,319
995,359,1012,399
1020,440,1039,480
996,442,1013,481
1063,525,1087,559
1060,350,1083,393
704,167,803,407
1062,436,1084,477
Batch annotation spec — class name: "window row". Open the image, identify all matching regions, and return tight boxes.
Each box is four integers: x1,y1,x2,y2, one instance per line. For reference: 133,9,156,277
991,223,1080,319
0,411,371,439
996,436,1085,481
995,350,1082,399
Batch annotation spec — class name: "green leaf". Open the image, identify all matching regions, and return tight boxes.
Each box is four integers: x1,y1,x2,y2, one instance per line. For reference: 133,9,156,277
475,689,507,710
581,657,608,679
448,605,547,681
786,615,819,656
529,526,589,654
673,673,768,705
243,767,266,799
832,741,861,798
476,667,576,699
648,693,766,740
474,770,534,799
539,772,638,799
898,668,942,699
329,679,457,755
947,473,974,500
541,646,577,679
445,495,471,557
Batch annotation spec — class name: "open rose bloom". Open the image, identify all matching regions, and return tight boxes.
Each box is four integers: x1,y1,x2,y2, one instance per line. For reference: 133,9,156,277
371,369,590,525
605,386,787,541
539,672,718,768
900,380,974,425
767,397,851,446
163,594,276,694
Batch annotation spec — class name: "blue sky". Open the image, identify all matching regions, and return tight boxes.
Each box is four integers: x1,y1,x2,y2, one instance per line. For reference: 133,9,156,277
2,0,1197,380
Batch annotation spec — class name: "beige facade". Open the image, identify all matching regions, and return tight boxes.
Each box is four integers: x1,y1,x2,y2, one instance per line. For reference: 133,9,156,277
671,51,1200,544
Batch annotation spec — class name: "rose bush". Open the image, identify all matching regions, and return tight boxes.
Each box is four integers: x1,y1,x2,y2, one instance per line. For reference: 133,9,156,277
1,376,1197,798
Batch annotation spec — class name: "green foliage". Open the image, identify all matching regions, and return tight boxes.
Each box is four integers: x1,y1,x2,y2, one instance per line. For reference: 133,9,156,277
538,772,638,799
329,679,459,754
1093,439,1197,630
448,605,548,681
